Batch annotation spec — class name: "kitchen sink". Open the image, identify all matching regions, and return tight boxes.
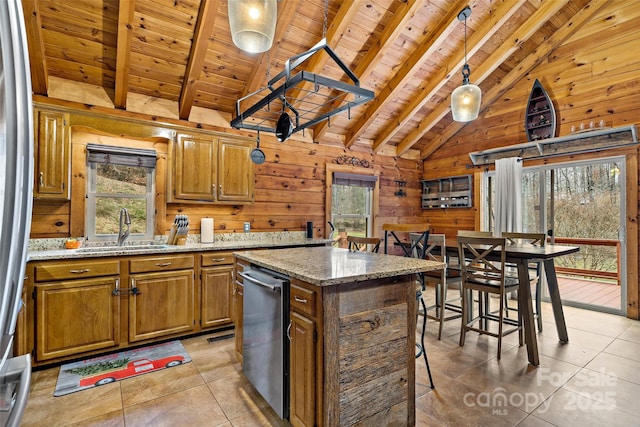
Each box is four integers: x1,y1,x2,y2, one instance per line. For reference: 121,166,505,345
76,244,169,253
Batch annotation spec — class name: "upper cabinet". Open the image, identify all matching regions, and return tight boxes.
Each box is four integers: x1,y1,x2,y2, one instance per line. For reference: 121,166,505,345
33,110,70,200
218,138,254,202
170,132,254,204
172,132,218,202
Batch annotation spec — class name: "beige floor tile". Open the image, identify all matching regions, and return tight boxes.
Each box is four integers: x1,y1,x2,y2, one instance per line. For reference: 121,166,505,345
456,350,581,413
415,377,528,426
22,380,122,427
556,327,615,352
563,367,640,418
67,409,125,427
189,338,242,384
584,352,640,385
207,372,271,421
123,384,227,427
603,337,640,361
532,387,637,427
534,330,601,367
516,414,556,426
617,322,640,344
120,361,204,407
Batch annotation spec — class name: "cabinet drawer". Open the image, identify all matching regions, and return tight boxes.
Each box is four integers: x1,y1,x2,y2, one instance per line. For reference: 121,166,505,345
201,252,234,266
129,255,194,273
33,260,120,282
290,283,316,317
234,258,250,284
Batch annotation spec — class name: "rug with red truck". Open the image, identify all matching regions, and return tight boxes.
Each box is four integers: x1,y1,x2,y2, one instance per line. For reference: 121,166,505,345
54,340,191,396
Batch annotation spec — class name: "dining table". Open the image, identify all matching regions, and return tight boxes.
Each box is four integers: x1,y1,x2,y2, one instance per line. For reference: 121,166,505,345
446,241,580,366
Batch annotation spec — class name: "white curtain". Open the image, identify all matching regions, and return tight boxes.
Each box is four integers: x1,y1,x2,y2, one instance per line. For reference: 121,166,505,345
494,157,522,236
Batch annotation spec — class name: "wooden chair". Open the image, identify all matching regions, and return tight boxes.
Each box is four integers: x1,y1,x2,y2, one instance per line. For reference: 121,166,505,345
457,235,523,360
347,235,380,253
502,232,546,332
410,233,462,340
457,230,494,237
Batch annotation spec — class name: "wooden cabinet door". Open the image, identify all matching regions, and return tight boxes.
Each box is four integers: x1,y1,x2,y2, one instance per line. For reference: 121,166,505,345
34,110,70,199
128,269,194,342
172,133,217,202
289,311,316,427
201,265,233,329
35,277,120,361
217,138,254,202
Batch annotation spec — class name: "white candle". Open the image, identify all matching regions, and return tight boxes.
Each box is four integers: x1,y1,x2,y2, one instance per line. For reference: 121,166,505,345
201,218,214,243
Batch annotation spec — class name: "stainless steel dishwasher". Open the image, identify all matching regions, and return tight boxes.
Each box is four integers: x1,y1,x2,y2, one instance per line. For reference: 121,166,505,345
238,266,289,419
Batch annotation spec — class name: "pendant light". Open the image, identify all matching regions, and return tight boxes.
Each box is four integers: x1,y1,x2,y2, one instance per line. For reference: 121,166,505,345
451,6,481,122
228,0,277,54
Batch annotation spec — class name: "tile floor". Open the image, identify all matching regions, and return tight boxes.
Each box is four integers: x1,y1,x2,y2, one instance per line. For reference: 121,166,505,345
21,300,640,427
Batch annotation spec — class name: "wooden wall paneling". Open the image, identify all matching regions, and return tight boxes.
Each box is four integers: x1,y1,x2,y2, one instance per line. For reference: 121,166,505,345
626,151,638,319
30,202,70,238
69,143,85,238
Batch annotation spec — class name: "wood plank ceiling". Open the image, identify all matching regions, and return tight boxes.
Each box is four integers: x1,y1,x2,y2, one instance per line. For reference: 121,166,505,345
22,0,605,159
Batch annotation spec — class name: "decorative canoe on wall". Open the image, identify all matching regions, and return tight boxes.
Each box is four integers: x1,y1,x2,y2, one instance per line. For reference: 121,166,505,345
525,79,556,142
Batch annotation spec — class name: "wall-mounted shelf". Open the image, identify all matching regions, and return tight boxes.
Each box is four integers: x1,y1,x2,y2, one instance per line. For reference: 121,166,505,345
525,79,556,142
421,175,472,209
469,124,638,166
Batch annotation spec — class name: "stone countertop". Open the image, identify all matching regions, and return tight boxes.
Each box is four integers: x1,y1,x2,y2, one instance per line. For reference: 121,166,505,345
234,246,445,286
27,236,333,261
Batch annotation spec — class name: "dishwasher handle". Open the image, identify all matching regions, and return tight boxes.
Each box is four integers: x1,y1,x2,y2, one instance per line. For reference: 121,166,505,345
238,270,282,293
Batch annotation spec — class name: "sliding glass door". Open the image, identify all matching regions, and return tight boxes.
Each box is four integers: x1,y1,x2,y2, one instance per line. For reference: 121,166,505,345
484,156,626,315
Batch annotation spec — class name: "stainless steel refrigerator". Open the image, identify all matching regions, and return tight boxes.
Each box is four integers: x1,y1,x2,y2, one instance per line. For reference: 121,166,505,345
0,0,34,425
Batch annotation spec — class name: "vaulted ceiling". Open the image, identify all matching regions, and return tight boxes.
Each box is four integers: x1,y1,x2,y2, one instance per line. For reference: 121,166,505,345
22,0,606,159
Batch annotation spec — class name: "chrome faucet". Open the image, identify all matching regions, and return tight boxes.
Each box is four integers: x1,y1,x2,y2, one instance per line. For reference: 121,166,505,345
117,208,131,246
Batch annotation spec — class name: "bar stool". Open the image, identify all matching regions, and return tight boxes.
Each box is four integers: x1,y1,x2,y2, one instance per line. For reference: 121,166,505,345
410,233,462,340
346,235,381,253
382,223,434,388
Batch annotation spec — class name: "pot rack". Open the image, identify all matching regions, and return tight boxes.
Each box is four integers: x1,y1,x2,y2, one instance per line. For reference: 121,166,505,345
230,38,374,140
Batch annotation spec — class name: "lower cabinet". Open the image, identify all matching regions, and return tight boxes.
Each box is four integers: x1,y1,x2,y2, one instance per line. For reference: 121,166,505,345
127,254,195,342
30,259,121,362
35,276,120,361
289,280,322,427
200,252,234,329
27,254,196,365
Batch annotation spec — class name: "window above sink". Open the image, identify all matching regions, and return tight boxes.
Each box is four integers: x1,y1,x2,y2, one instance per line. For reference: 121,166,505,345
85,144,156,244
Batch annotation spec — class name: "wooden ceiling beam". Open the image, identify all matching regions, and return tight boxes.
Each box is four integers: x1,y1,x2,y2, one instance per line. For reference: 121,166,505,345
419,0,614,160
242,0,298,97
114,0,136,109
397,0,569,156
312,0,422,143
179,0,219,120
375,0,528,155
343,0,470,150
21,0,48,95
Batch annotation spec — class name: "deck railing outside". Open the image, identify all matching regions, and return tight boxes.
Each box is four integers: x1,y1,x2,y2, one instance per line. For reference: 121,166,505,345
552,237,620,286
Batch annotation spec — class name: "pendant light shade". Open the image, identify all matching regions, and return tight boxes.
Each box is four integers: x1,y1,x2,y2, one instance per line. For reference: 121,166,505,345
228,0,277,54
451,65,481,122
451,7,481,122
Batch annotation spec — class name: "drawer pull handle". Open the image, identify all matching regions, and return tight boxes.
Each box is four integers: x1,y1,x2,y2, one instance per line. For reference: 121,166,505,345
211,257,226,262
155,262,172,267
293,296,308,304
69,268,90,274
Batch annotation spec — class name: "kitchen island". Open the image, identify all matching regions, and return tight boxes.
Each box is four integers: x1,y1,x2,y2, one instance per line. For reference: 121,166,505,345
234,246,444,427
